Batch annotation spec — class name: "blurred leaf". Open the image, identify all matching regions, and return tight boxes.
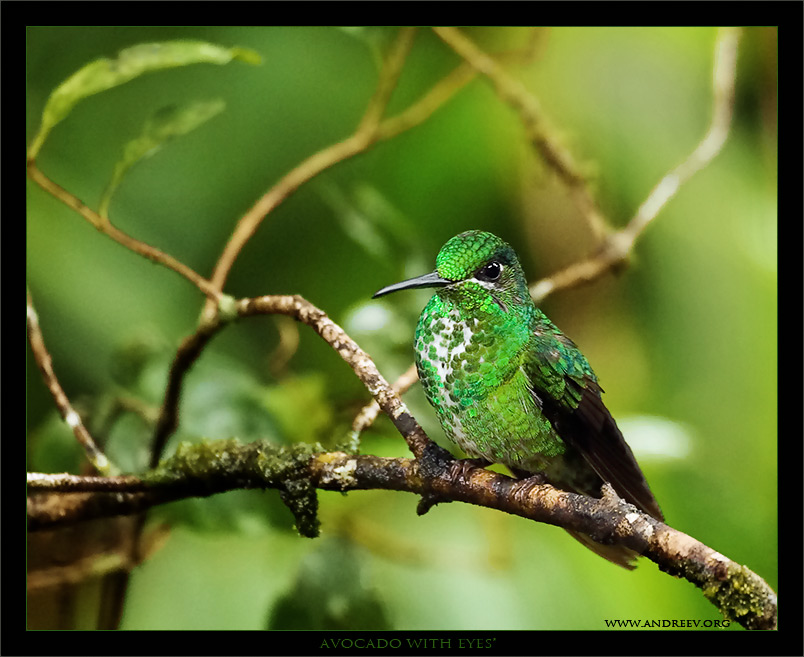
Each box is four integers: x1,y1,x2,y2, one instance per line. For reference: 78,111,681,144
154,489,295,536
105,336,284,472
99,99,226,217
261,374,334,445
267,538,391,630
336,26,400,71
617,414,693,462
319,182,420,263
102,409,153,474
27,414,86,474
29,40,260,158
108,329,170,389
343,299,418,366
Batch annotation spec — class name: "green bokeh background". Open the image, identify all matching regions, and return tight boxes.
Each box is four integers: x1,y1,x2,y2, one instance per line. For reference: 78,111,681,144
27,27,776,631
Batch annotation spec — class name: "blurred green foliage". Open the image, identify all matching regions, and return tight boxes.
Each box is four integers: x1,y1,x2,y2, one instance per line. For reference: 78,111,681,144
267,537,391,630
27,27,776,630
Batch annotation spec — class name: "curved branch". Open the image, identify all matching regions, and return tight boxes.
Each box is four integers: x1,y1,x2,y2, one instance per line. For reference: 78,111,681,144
349,363,419,449
238,295,431,459
149,313,224,467
150,294,431,467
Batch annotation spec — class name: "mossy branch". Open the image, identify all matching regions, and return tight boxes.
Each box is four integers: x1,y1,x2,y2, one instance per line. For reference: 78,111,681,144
27,438,777,630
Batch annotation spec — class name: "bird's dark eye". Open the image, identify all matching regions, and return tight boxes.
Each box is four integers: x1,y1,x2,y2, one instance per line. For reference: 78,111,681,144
476,261,502,282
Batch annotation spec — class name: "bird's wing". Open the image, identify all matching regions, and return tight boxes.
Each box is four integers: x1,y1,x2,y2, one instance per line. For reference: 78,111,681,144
525,333,663,520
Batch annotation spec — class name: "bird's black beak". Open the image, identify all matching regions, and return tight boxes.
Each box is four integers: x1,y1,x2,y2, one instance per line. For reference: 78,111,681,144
373,271,452,298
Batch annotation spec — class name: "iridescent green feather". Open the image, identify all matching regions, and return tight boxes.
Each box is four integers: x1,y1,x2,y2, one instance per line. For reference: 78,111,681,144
375,230,663,568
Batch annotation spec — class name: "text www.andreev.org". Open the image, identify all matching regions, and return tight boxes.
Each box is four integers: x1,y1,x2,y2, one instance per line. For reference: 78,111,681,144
604,619,731,629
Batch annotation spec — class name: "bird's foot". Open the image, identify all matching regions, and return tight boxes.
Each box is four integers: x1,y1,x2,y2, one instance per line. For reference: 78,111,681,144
450,457,491,481
509,467,547,485
511,471,549,498
416,456,490,516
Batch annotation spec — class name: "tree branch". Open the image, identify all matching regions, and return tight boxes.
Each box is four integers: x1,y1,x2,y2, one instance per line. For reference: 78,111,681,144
348,363,419,450
149,294,432,467
27,440,777,630
529,27,741,302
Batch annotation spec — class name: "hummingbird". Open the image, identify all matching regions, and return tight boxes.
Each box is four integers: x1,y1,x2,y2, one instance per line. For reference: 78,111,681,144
373,230,663,568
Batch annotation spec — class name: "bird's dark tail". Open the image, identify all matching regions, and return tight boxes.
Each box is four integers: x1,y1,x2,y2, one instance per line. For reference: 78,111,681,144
510,466,642,570
563,529,638,570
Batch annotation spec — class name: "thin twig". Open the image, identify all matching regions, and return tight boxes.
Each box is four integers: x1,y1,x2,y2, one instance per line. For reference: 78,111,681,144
356,27,418,134
268,315,301,378
27,290,113,475
26,161,222,303
203,27,419,319
529,27,742,302
349,363,419,443
375,61,477,141
432,26,609,242
149,313,224,467
624,27,741,243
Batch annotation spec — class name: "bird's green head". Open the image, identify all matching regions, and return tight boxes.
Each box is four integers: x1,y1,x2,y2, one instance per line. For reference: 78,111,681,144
374,231,532,313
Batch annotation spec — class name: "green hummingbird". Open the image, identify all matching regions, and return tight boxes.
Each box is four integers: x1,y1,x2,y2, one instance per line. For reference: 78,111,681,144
374,230,663,568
